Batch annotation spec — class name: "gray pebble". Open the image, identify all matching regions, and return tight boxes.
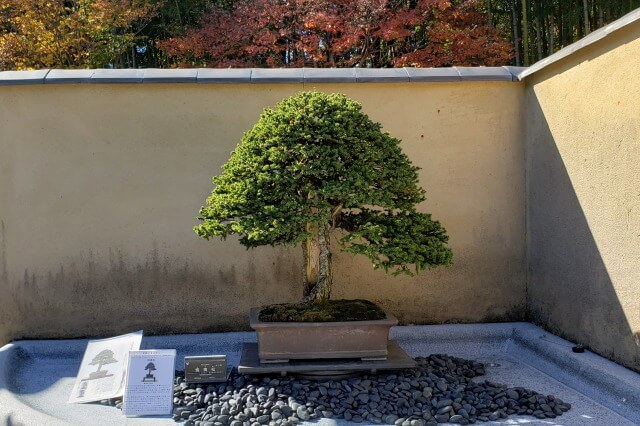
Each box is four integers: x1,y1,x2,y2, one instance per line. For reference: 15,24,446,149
384,414,399,424
296,407,310,421
506,389,519,400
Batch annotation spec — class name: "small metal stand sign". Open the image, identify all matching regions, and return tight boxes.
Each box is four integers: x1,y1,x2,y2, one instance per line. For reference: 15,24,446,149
185,355,230,383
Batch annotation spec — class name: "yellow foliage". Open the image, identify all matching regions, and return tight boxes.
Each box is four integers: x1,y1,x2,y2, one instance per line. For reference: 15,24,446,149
0,0,158,69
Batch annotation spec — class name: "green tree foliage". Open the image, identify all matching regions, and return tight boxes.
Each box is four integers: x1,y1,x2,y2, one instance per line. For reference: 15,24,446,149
196,91,452,303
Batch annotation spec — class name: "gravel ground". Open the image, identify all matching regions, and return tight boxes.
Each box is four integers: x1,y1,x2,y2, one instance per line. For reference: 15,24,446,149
104,354,570,426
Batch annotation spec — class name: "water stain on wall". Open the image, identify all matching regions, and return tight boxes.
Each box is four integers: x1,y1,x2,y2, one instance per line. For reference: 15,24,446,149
2,246,302,341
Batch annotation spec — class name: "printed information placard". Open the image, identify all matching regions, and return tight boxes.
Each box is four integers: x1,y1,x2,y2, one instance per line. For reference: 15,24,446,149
122,349,176,417
68,331,143,404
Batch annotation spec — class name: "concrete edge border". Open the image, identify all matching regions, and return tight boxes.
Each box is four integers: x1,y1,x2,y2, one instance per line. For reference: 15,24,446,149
506,323,640,424
0,344,68,426
1,323,638,424
0,67,525,86
392,322,640,423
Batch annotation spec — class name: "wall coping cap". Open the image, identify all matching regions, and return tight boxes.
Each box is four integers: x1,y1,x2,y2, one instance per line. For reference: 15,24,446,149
91,69,145,83
250,68,304,83
357,68,409,82
142,68,197,83
197,68,252,83
405,67,459,82
0,69,50,85
519,8,640,79
458,67,513,81
0,67,524,86
303,68,357,83
45,69,94,84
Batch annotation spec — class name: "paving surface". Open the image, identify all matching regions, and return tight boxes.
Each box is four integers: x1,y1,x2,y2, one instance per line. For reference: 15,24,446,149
1,322,639,426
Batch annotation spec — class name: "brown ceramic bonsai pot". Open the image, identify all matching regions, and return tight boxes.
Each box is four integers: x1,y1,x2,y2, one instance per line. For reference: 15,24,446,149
249,307,398,363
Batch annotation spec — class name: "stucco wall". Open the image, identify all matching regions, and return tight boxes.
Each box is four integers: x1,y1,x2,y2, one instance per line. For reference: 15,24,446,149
525,22,640,370
0,81,526,344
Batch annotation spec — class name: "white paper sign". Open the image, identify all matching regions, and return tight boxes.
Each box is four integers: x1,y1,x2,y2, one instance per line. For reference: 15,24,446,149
68,331,143,403
122,349,176,417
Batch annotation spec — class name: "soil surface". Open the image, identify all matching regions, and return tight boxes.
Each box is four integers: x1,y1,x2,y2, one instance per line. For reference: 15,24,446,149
258,299,387,322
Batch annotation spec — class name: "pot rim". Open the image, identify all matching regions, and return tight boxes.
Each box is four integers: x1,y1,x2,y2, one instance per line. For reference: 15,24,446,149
249,307,398,329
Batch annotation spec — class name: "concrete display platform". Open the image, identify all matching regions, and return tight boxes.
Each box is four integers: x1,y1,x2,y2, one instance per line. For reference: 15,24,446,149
238,341,417,375
1,322,639,425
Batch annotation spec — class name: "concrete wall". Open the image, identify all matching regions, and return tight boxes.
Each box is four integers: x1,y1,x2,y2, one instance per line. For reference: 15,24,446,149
0,80,527,344
525,21,640,371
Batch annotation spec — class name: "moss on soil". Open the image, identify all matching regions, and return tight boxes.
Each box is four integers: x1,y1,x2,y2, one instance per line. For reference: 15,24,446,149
258,299,386,322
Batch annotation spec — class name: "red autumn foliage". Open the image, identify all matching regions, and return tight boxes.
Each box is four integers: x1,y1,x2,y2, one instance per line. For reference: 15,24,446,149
159,0,513,68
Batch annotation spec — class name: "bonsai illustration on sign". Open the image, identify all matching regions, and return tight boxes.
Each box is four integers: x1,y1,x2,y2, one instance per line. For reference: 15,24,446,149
142,362,157,383
85,349,117,380
196,91,452,316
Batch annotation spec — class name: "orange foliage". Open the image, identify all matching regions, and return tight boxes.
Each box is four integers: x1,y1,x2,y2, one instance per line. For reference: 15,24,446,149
159,0,513,68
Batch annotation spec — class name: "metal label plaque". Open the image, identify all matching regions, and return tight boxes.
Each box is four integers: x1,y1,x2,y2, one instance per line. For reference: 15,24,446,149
185,355,229,383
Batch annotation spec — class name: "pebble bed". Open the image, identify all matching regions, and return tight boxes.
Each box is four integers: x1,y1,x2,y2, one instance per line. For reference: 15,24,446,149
106,354,571,425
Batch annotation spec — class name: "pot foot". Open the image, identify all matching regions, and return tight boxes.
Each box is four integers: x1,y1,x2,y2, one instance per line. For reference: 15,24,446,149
361,356,388,361
260,358,290,364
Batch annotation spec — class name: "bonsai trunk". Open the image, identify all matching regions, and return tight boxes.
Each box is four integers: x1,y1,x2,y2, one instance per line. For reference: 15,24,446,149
302,222,332,304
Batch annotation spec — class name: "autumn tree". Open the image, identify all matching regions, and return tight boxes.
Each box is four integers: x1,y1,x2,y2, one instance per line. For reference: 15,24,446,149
131,0,236,67
395,0,515,66
0,0,158,70
159,0,514,68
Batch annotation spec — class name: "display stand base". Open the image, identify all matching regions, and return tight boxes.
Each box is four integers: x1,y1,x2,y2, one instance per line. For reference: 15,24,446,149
238,340,416,377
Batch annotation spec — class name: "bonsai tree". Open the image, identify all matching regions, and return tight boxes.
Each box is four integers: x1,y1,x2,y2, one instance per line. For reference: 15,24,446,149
196,91,451,307
145,362,156,376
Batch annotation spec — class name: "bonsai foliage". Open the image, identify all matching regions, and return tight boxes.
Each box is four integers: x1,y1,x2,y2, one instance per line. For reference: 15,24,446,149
196,91,451,304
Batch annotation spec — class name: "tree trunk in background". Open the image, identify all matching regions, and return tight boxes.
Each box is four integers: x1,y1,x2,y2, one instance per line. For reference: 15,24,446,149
547,13,554,55
512,3,521,66
302,223,332,304
521,0,529,65
583,0,591,34
487,0,493,27
598,3,604,27
535,15,543,61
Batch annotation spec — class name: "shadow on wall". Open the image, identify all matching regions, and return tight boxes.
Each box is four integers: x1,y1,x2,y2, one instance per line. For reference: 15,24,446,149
526,93,640,372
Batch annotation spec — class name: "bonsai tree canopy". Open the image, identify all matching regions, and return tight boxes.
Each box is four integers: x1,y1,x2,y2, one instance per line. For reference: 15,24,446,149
196,91,452,305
